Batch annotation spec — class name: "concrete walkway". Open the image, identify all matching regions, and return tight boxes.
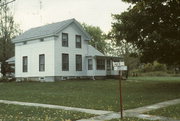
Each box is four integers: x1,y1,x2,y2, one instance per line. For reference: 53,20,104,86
0,98,180,121
78,98,180,121
0,100,111,115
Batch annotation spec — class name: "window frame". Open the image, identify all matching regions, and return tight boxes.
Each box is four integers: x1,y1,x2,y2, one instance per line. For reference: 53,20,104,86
62,53,69,71
22,56,28,72
62,33,68,47
76,35,82,48
76,54,82,71
39,54,45,72
96,59,105,70
88,59,93,70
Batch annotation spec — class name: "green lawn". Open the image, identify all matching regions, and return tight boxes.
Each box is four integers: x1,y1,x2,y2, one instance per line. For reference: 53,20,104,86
146,103,180,120
0,77,180,112
0,103,94,121
109,117,159,121
128,76,180,82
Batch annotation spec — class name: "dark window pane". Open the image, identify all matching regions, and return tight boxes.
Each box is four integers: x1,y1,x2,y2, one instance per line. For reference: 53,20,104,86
96,59,105,70
23,56,28,72
62,53,69,71
76,55,82,71
88,59,93,70
62,33,68,47
39,54,45,71
76,35,81,48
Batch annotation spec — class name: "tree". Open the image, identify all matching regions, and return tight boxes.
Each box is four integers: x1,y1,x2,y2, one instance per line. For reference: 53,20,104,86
0,0,20,76
110,0,180,66
81,23,110,54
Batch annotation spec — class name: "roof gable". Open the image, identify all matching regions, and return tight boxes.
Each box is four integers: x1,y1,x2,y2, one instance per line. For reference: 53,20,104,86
87,45,104,56
12,18,91,43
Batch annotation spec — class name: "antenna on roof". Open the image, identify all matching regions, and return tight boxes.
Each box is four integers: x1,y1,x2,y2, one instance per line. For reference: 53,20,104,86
39,0,42,25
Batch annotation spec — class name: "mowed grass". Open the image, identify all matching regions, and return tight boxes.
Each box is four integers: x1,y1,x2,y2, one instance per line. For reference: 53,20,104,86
146,103,180,120
109,117,158,121
0,77,180,112
0,103,94,121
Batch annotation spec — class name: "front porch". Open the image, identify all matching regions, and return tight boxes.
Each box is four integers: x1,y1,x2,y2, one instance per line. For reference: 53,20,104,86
86,55,123,78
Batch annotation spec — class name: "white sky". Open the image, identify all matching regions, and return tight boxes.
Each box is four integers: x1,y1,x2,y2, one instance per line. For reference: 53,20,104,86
10,0,129,33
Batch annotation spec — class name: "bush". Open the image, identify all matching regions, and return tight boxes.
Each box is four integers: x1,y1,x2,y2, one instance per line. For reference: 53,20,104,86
142,63,154,72
153,61,167,71
139,71,169,77
0,77,16,82
0,77,9,82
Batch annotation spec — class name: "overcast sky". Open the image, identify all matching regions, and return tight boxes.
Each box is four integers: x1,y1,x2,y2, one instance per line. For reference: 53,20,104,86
10,0,129,33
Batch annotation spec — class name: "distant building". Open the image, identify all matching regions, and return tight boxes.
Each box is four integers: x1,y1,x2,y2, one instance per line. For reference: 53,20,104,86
12,18,122,82
6,57,15,77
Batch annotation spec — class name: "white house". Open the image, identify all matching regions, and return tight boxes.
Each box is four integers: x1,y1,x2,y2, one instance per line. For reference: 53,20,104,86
12,18,122,82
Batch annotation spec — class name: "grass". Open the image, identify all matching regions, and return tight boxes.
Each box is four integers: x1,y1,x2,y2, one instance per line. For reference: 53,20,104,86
0,77,180,112
109,117,159,121
146,103,180,120
0,103,94,121
128,76,180,81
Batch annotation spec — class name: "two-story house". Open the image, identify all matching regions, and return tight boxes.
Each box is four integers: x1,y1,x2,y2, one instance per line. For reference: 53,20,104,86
12,18,122,82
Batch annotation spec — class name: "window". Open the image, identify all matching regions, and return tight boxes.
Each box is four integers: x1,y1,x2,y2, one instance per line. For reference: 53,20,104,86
76,35,81,48
23,41,27,45
96,59,105,70
40,38,44,42
62,33,68,47
22,56,28,72
88,59,93,70
76,55,82,71
62,53,69,71
39,54,45,71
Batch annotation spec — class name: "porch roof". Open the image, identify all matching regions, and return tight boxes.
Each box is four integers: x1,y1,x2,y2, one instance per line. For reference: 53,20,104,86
95,55,123,60
6,56,15,64
86,55,123,61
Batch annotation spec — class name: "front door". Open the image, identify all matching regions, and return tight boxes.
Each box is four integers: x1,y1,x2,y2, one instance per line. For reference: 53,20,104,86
106,60,111,75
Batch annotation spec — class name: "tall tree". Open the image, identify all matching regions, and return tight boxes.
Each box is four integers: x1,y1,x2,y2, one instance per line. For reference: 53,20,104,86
0,0,20,76
82,23,109,54
110,0,180,66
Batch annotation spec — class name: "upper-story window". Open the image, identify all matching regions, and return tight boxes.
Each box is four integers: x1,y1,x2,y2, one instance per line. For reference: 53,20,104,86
40,38,44,42
22,56,28,72
23,41,27,45
62,33,68,47
76,35,81,48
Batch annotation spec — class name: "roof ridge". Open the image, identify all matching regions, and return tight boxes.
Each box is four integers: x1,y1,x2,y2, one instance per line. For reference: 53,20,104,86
28,18,75,30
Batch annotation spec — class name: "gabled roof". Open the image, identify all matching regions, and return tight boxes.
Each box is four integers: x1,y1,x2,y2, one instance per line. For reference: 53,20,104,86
87,45,104,56
12,18,91,43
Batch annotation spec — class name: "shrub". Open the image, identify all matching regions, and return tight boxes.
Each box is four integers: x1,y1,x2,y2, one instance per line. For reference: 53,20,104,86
153,61,167,71
142,63,154,72
139,71,169,77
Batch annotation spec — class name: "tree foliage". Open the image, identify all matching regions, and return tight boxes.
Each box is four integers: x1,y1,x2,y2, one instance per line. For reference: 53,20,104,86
0,0,20,76
81,23,110,54
110,0,180,66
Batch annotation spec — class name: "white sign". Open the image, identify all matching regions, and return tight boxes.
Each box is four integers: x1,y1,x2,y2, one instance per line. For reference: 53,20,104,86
113,62,124,67
114,66,127,71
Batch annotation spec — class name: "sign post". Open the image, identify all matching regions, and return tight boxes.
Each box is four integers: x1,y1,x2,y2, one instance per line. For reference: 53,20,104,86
113,62,127,119
119,70,123,119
